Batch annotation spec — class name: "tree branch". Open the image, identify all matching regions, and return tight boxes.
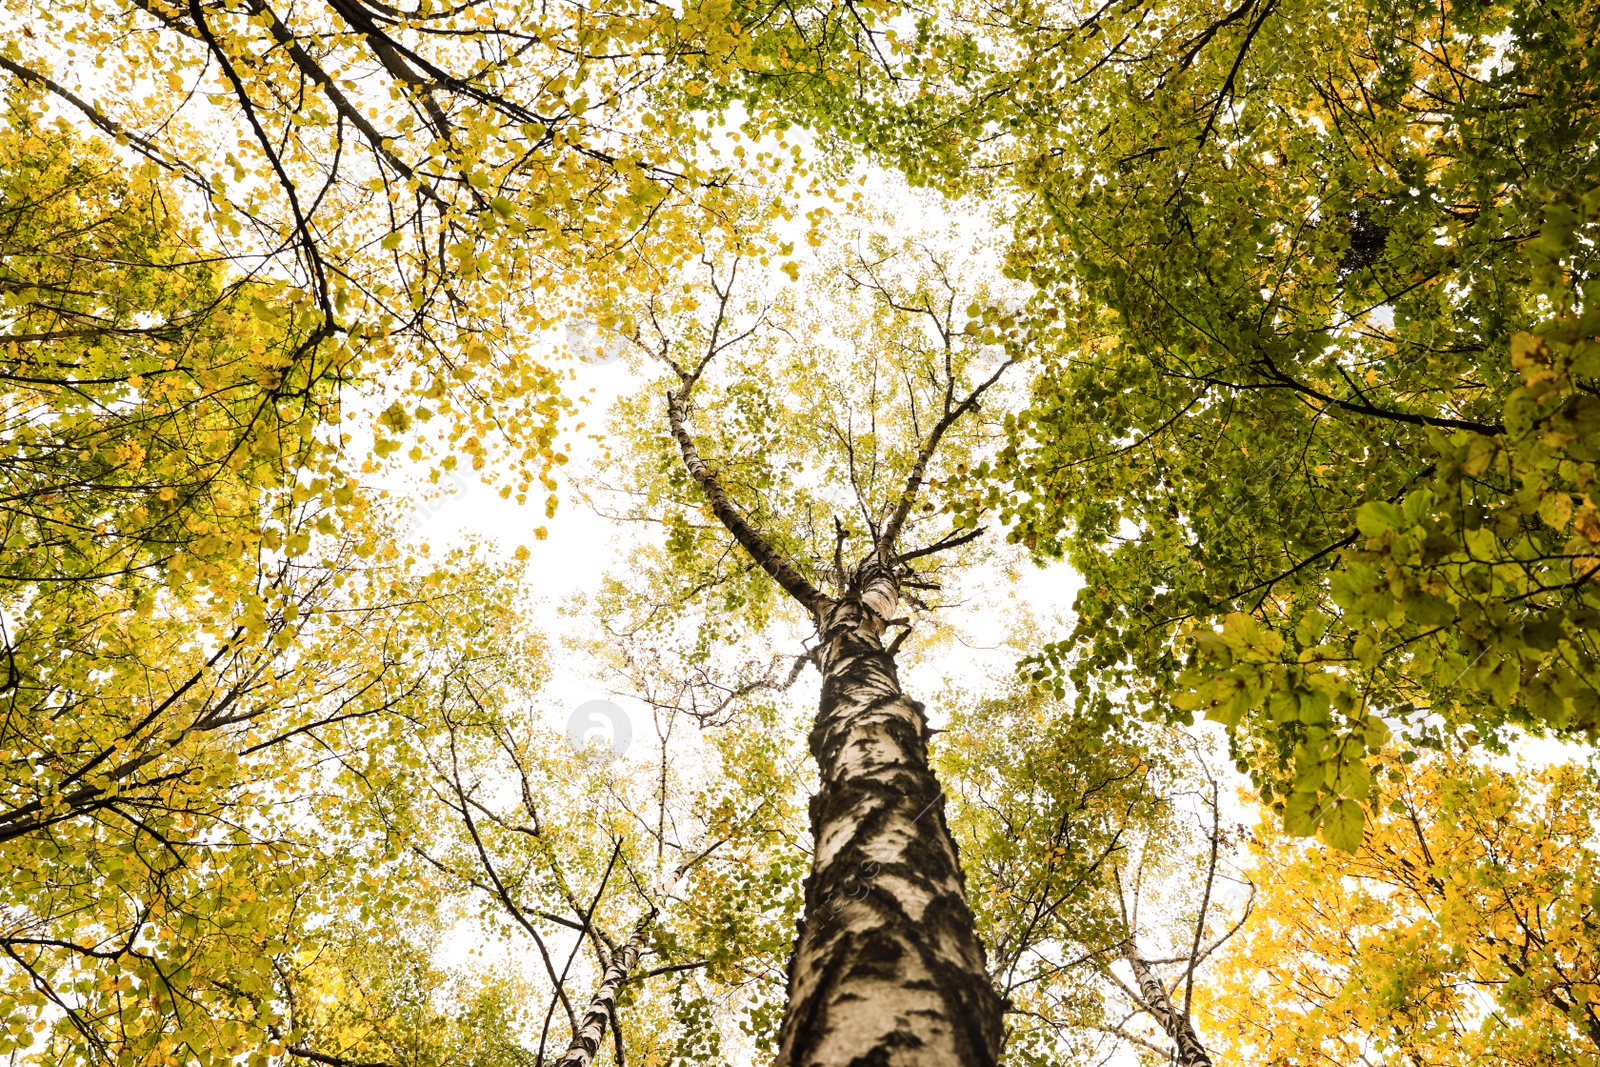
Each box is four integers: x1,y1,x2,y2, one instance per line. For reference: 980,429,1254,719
895,525,988,565
879,358,1015,562
0,55,213,191
1254,356,1503,435
286,1047,398,1067
665,390,829,615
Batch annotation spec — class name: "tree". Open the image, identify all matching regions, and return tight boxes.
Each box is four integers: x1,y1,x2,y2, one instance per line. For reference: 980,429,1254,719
0,116,554,1053
1103,789,1236,1067
935,671,1249,1067
0,530,547,1065
0,21,823,1062
0,89,356,601
581,216,1030,1062
0,79,591,1066
1201,749,1600,1066
722,0,1600,845
4,0,835,503
5,0,864,561
0,83,546,863
984,0,1600,848
271,918,543,1067
352,600,816,1067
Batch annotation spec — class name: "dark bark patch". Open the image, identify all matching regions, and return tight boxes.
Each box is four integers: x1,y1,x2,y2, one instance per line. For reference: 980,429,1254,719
779,586,1004,1067
843,935,904,982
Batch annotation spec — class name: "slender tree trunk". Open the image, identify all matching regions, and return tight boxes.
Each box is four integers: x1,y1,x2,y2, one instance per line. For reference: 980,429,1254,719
557,915,651,1067
1123,943,1214,1067
776,563,1004,1067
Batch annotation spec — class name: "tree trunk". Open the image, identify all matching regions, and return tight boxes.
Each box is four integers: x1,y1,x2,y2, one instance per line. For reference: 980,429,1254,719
776,563,1004,1067
556,915,650,1067
1123,943,1214,1067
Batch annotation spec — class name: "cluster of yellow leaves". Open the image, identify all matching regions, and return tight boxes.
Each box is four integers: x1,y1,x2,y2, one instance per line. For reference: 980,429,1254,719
0,96,557,1065
0,98,349,592
1200,751,1600,1067
6,0,840,508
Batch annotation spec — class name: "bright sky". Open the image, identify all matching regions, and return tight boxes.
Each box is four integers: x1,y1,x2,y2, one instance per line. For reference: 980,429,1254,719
394,331,1088,752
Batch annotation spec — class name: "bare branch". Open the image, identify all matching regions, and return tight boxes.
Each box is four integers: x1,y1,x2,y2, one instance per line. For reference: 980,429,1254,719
895,525,988,565
286,1047,398,1067
1182,773,1222,1016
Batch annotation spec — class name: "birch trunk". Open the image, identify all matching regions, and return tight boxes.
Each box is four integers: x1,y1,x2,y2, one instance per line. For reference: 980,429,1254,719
776,563,1004,1067
556,916,649,1067
1123,943,1214,1067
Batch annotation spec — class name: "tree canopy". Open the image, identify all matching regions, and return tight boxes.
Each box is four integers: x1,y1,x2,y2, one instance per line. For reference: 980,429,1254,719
982,0,1600,850
1204,749,1600,1066
726,0,1600,845
3,0,1599,1063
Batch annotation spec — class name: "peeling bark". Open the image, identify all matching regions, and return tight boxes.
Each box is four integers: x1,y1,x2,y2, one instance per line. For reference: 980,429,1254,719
776,562,1003,1067
1123,944,1214,1067
556,914,651,1067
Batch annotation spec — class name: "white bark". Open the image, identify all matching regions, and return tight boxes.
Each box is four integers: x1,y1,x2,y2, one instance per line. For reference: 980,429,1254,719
555,914,650,1067
776,563,1003,1067
1123,942,1214,1067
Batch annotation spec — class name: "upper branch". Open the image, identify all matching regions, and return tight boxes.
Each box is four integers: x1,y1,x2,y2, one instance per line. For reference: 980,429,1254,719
1252,356,1504,435
286,1048,398,1067
878,357,1016,562
186,0,331,318
894,525,987,565
0,56,213,192
665,390,829,616
241,0,447,206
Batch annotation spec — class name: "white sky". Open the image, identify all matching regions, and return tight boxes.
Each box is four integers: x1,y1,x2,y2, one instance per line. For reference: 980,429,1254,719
394,337,1088,749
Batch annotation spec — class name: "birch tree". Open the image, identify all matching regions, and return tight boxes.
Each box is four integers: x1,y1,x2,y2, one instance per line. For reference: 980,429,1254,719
344,598,815,1066
934,671,1250,1067
590,215,1042,1065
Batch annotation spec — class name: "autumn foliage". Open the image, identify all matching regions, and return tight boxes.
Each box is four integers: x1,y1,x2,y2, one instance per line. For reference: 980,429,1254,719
2,0,1599,1063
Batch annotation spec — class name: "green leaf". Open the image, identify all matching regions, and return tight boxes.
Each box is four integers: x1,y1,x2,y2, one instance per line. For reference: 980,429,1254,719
1355,501,1405,537
1539,492,1574,530
1464,435,1498,477
1333,758,1371,800
1361,715,1392,751
1204,686,1249,728
1283,792,1322,837
1320,799,1365,852
1297,689,1332,725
